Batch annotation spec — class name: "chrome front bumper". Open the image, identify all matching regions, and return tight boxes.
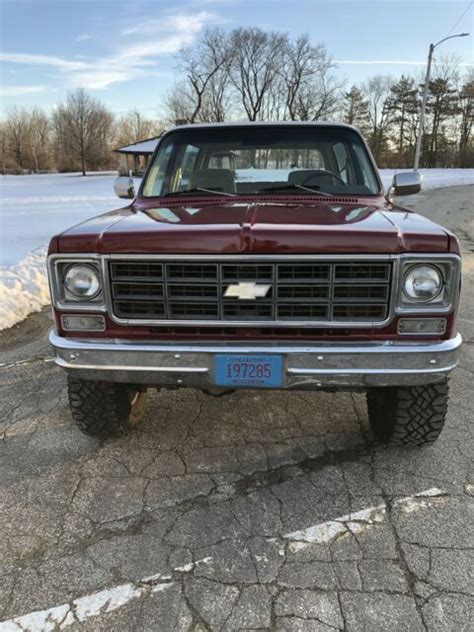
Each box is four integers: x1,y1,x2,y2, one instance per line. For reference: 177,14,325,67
49,331,462,389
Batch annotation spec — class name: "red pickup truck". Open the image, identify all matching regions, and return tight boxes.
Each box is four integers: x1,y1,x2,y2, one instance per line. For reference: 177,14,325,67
47,122,462,446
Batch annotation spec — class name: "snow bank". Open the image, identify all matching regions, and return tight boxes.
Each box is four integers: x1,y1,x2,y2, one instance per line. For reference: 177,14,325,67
0,246,49,330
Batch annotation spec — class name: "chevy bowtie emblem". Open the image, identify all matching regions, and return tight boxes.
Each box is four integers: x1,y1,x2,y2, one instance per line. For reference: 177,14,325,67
224,282,271,300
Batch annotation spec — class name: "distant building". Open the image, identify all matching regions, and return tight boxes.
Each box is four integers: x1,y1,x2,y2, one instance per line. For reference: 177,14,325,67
114,135,161,176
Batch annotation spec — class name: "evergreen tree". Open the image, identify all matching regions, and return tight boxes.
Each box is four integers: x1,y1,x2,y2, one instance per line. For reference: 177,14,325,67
387,75,419,167
342,86,369,132
425,78,459,167
458,78,474,167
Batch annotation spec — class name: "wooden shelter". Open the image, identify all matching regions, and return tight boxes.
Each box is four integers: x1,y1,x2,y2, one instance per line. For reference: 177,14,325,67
114,136,161,176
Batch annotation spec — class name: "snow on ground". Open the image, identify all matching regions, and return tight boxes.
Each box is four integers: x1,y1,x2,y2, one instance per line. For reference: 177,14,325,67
379,168,474,191
0,172,121,267
0,169,473,330
236,167,474,190
0,172,121,330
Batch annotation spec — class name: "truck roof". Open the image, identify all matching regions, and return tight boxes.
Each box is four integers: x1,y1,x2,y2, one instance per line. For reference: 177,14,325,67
169,121,359,132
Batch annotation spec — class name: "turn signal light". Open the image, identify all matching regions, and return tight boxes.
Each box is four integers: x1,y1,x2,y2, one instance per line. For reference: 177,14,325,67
61,315,105,331
398,318,446,335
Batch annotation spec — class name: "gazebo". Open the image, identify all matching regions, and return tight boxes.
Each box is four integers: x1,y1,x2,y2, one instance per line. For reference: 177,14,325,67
114,135,161,176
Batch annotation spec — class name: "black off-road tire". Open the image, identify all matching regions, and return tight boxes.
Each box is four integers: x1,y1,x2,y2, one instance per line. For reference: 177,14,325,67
366,380,449,446
67,377,147,437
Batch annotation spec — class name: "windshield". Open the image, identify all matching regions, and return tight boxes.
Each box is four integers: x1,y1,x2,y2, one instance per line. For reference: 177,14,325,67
141,126,381,198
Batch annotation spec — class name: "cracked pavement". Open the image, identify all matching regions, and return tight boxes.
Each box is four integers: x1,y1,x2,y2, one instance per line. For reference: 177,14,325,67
0,186,473,631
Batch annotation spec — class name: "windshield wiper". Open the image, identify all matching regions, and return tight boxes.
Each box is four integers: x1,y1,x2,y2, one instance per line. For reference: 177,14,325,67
257,184,333,197
163,187,236,198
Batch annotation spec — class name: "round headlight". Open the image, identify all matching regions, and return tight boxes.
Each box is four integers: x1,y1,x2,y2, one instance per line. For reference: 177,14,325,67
403,265,443,302
64,264,101,299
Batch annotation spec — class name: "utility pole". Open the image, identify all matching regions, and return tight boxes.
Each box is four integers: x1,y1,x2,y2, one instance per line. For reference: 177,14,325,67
414,33,469,171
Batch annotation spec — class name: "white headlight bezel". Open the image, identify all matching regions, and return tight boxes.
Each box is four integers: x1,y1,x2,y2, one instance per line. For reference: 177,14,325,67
48,255,105,311
396,255,461,314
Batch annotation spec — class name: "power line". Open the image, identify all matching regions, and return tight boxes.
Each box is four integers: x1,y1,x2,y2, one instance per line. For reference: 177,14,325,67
446,0,473,37
111,107,160,115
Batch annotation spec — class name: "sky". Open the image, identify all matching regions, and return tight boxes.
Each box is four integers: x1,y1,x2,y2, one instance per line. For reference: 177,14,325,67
0,0,472,118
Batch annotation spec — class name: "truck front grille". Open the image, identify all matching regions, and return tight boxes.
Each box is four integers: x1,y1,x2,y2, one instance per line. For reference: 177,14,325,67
109,259,393,325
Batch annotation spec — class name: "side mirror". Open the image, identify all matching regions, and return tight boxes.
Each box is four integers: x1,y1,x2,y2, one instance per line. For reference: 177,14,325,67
114,176,135,199
391,171,423,196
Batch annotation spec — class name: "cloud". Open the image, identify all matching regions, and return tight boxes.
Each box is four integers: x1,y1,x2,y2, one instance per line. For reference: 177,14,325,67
0,52,86,71
0,85,47,97
0,10,216,90
76,33,92,42
121,10,215,37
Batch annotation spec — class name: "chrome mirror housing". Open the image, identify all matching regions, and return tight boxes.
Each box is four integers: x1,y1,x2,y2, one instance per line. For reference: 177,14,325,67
391,171,423,196
113,176,135,199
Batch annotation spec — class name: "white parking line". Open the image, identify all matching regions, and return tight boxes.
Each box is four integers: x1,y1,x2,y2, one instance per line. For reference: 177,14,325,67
0,490,446,631
284,487,445,548
0,559,212,632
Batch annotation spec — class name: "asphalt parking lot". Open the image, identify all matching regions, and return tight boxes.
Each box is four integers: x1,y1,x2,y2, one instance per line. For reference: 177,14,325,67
1,186,473,631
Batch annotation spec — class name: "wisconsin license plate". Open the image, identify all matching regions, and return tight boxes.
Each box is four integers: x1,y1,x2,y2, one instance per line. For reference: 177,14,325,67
215,354,283,388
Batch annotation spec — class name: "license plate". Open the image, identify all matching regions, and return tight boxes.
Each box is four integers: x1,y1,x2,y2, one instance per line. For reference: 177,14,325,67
215,354,283,388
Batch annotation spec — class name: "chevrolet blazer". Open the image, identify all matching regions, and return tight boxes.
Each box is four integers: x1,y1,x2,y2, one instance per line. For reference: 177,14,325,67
48,122,462,446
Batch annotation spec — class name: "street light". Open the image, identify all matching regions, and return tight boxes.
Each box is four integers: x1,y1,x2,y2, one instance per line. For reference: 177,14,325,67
414,32,469,171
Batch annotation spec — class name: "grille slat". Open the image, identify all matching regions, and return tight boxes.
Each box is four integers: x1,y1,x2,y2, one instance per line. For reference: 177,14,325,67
278,304,329,320
278,264,330,283
222,265,273,281
112,282,164,300
223,302,273,320
277,285,330,302
109,260,392,324
167,264,218,282
334,264,390,283
167,285,219,301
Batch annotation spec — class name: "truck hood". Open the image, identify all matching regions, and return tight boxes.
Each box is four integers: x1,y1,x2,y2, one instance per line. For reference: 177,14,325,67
57,197,450,254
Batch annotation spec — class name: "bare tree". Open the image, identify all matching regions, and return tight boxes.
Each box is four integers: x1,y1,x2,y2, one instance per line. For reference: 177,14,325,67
229,27,287,121
362,75,393,164
282,36,340,121
115,110,161,147
291,72,342,121
164,83,195,124
0,121,8,175
282,34,317,120
4,107,31,170
30,108,50,172
53,88,113,175
199,66,233,122
178,28,232,123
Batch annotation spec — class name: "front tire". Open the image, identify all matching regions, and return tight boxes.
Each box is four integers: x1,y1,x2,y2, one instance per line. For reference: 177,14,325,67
67,377,147,437
366,380,449,446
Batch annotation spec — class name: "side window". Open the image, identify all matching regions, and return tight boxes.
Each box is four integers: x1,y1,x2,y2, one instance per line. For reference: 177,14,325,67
352,143,374,189
178,144,200,189
142,143,173,197
333,143,353,184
